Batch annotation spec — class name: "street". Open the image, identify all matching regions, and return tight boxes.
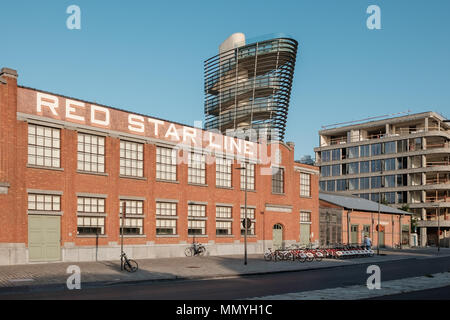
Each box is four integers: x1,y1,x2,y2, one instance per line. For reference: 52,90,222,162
2,255,449,300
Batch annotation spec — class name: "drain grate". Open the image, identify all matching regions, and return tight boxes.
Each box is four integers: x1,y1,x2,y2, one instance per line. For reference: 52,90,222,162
186,266,201,269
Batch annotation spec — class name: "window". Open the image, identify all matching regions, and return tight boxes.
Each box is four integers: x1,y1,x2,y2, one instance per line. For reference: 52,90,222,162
77,217,105,236
347,146,359,159
383,142,396,154
216,157,232,188
120,140,144,177
240,163,255,190
300,173,311,197
300,211,311,222
321,165,331,177
332,149,341,161
371,193,379,203
188,204,206,235
76,197,106,235
188,152,206,185
384,158,396,171
397,140,407,153
336,179,347,191
77,133,105,173
216,206,232,236
371,176,382,189
28,124,60,168
371,160,382,173
319,181,326,191
156,146,176,181
77,197,105,213
397,191,407,204
385,175,395,188
240,207,255,236
397,157,407,170
360,193,370,200
362,225,370,237
326,180,335,192
348,162,359,175
28,194,61,211
331,164,340,176
371,143,382,156
156,202,177,235
397,174,407,187
348,178,359,191
360,161,370,173
272,167,284,194
384,192,395,204
360,177,370,190
120,200,144,235
321,150,331,162
360,145,370,157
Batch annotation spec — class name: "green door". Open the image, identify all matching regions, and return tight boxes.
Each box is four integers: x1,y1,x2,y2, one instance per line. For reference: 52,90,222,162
273,224,283,249
379,230,385,248
300,224,310,245
28,215,61,262
351,225,359,244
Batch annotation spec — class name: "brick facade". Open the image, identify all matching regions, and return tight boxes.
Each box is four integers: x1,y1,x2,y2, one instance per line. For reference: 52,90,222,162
0,68,319,265
319,200,411,248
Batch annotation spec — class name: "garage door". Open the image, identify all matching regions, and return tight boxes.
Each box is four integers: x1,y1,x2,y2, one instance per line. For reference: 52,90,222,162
300,224,310,245
273,224,283,249
28,215,61,262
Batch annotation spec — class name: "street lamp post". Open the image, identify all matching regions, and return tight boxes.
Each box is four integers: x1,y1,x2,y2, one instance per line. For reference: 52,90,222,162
377,170,384,256
121,201,126,271
236,165,248,266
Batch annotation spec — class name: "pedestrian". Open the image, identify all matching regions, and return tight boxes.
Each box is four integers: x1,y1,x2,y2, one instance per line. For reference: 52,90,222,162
364,235,372,250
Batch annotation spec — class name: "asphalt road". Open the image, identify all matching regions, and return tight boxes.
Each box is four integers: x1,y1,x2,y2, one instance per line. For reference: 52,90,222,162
2,256,450,300
368,285,450,300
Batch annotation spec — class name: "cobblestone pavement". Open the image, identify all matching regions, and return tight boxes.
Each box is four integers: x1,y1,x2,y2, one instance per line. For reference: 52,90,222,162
0,248,449,293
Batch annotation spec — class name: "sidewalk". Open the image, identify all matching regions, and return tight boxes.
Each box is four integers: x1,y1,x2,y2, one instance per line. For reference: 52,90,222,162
1,247,449,295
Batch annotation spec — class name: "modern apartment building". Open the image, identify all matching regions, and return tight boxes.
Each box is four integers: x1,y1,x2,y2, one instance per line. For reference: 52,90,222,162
314,112,450,247
0,67,319,265
204,33,298,142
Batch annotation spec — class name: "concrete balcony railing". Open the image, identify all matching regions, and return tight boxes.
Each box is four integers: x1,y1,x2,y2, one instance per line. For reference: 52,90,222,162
417,219,450,228
425,196,450,203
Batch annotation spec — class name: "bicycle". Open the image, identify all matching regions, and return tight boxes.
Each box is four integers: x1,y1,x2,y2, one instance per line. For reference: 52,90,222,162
121,252,138,273
185,242,206,256
264,248,278,261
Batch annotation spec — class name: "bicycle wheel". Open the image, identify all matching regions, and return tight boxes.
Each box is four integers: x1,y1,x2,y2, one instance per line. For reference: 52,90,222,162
314,254,323,262
198,246,206,256
124,259,138,272
185,247,193,257
264,252,272,261
284,251,294,261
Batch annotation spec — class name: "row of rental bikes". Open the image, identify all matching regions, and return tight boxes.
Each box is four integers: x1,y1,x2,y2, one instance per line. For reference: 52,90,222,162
264,243,375,262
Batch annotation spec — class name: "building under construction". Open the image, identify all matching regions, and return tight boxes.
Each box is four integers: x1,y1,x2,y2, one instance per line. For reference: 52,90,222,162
314,111,450,248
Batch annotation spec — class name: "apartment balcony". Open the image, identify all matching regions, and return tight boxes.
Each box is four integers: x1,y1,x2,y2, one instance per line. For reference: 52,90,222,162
205,77,281,115
417,219,450,228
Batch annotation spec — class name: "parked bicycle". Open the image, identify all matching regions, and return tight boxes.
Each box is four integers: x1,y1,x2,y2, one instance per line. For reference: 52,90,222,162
263,242,374,263
121,252,138,272
185,242,206,257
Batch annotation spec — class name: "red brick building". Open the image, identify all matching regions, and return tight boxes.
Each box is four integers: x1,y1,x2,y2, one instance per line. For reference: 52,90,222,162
319,193,412,248
0,68,319,265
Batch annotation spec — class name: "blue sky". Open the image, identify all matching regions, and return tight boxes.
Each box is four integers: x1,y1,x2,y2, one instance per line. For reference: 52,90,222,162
1,0,449,159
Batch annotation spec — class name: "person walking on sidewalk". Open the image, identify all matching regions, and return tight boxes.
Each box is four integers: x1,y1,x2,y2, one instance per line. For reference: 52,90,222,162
364,235,372,250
